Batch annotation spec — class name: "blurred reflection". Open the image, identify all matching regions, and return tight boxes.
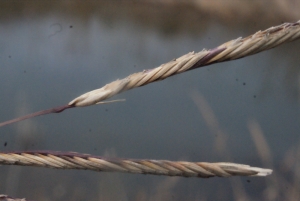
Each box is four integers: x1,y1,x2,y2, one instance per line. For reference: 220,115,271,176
0,1,300,200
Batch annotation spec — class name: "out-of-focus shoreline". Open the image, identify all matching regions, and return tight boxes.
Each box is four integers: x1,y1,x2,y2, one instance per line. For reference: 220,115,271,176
0,0,299,36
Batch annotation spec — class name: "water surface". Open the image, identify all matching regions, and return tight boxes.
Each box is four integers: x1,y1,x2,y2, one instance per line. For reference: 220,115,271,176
0,2,300,200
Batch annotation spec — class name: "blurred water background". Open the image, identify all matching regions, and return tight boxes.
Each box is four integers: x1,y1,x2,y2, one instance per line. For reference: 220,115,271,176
0,0,300,200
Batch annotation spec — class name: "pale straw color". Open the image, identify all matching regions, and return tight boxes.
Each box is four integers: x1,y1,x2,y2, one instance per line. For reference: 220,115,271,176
1,20,299,201
0,194,27,201
0,20,299,127
0,151,272,178
69,20,300,107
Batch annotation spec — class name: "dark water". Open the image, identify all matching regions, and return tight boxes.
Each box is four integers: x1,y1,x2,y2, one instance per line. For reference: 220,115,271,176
0,2,300,200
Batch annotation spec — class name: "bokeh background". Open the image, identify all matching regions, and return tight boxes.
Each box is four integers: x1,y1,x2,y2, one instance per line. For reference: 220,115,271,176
0,0,300,200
